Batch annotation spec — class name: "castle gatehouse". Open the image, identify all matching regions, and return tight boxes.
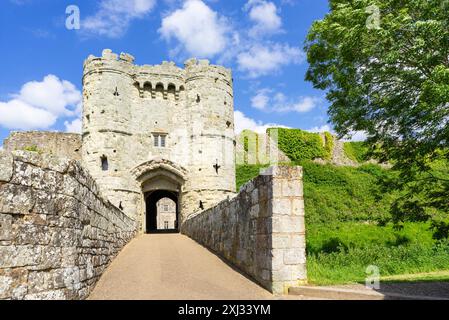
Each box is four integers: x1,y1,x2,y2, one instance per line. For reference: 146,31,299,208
82,49,236,233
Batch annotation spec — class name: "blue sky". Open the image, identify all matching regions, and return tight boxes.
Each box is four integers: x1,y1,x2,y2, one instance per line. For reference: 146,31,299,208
0,0,333,147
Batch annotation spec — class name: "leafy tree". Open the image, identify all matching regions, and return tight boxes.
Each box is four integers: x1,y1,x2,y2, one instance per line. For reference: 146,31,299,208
305,0,449,237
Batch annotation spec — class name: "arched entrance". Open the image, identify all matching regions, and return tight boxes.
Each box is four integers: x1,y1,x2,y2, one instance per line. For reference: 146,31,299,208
131,159,187,234
145,190,179,233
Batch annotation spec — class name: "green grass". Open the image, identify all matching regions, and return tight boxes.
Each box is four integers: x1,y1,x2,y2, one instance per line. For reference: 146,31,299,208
307,240,449,285
306,222,435,256
236,161,449,285
301,161,399,224
306,221,449,285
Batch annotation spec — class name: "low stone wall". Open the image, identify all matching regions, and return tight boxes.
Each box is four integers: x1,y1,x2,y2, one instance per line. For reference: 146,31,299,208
0,151,137,300
3,131,82,161
182,166,307,294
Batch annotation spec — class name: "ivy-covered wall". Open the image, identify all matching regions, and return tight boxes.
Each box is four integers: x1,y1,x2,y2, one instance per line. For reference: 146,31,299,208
343,142,369,163
267,128,334,162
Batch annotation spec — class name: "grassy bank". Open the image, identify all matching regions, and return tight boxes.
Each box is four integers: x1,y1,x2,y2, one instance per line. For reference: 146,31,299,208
307,222,449,285
236,162,449,285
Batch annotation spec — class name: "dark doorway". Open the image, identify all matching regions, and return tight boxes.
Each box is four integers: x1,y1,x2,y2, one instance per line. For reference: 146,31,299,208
145,190,179,234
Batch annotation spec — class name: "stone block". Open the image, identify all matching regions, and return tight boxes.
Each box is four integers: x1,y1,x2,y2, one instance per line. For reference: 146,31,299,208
0,151,13,182
0,268,28,299
284,248,306,265
290,234,306,248
272,265,297,281
272,216,303,233
282,180,303,197
271,234,290,249
0,184,35,215
0,214,13,241
0,246,41,268
292,199,305,216
271,198,291,215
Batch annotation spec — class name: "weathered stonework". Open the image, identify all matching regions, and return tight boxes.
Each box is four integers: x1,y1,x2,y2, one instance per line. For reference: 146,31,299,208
0,150,137,300
82,49,236,231
3,131,82,161
182,166,307,294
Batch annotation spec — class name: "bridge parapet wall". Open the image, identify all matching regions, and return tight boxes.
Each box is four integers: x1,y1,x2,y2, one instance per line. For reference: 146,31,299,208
0,151,137,300
182,166,307,294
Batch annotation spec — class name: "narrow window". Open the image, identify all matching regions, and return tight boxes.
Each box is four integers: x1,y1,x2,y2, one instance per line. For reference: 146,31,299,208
101,155,108,171
153,133,167,148
164,221,169,229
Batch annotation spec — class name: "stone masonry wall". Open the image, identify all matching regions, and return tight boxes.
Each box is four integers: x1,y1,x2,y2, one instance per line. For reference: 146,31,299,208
0,151,137,300
182,166,306,294
3,131,82,161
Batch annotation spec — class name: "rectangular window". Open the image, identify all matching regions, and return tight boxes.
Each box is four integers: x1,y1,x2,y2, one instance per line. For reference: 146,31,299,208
164,205,169,212
153,133,168,148
164,221,169,229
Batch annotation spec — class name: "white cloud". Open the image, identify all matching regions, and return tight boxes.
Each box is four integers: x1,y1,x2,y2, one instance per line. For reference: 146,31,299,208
251,89,270,110
237,43,304,78
83,0,156,38
234,110,289,134
307,124,333,133
245,0,282,37
17,75,81,117
250,88,321,114
159,0,230,58
0,75,82,131
0,99,57,130
277,96,321,113
64,118,82,134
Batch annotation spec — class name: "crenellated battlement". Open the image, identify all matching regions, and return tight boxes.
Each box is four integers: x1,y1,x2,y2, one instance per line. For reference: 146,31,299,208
84,49,232,89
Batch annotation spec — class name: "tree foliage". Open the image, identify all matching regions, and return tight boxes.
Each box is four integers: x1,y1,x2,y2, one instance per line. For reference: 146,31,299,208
305,0,449,237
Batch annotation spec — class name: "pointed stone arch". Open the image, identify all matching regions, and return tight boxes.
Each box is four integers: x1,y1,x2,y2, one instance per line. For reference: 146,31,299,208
131,158,187,187
131,159,188,233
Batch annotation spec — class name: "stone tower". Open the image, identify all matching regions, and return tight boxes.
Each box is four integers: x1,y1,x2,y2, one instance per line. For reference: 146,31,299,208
82,49,236,233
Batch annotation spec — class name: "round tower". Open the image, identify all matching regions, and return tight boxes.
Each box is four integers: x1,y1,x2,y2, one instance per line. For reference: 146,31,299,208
181,59,236,216
82,49,140,218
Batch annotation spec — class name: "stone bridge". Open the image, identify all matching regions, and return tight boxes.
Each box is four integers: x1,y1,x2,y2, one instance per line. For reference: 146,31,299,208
0,151,306,300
